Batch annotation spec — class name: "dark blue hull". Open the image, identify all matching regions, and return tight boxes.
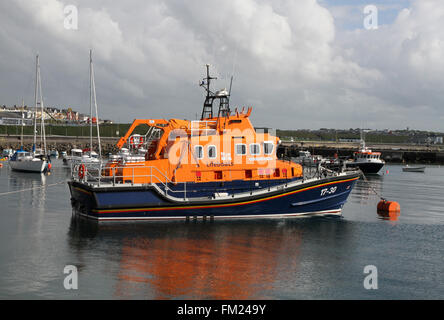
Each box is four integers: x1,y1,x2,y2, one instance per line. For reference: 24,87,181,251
68,173,360,221
347,162,384,174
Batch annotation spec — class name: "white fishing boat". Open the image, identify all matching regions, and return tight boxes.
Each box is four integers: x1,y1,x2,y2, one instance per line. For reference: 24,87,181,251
346,131,385,174
402,165,425,172
9,55,48,173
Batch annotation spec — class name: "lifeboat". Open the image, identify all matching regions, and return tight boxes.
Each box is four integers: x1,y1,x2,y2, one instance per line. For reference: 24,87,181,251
68,65,360,221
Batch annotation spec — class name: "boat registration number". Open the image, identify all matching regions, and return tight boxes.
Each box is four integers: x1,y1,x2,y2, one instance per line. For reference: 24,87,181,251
320,186,337,196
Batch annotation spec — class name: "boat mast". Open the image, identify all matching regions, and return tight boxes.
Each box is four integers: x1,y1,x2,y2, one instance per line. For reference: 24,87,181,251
20,98,24,148
37,56,47,156
90,49,102,159
200,64,217,120
33,55,38,153
89,50,93,155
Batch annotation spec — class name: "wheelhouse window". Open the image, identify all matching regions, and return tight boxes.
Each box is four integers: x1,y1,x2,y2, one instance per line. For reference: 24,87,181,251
249,143,260,155
208,145,217,159
195,145,203,159
263,142,274,155
235,143,246,155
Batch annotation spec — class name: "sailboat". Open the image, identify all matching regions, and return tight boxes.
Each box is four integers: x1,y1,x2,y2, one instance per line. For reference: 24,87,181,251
65,50,102,166
9,55,49,173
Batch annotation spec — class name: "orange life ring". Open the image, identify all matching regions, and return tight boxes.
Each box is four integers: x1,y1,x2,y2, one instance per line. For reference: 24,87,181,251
78,164,86,179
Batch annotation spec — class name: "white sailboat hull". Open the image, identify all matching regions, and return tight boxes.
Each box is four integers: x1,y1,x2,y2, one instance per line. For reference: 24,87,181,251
9,159,47,173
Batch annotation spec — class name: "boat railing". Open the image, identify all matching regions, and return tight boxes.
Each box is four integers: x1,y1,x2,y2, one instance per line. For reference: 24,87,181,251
70,161,192,199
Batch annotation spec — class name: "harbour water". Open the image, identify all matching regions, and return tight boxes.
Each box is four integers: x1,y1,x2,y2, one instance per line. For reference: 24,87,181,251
0,161,443,299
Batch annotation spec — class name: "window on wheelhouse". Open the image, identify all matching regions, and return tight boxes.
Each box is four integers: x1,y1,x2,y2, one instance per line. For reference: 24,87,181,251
235,144,246,155
195,145,203,159
250,143,260,155
263,142,274,155
208,145,217,159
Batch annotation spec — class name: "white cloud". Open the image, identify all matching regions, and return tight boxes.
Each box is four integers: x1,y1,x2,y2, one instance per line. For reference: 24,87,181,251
0,0,443,131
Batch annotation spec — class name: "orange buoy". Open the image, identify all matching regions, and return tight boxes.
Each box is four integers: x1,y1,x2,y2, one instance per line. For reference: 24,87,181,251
48,163,52,170
377,200,400,220
377,200,400,212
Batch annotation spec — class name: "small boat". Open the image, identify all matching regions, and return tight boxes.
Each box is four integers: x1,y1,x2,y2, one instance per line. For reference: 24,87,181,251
402,165,425,172
346,133,384,174
68,65,360,221
9,55,49,173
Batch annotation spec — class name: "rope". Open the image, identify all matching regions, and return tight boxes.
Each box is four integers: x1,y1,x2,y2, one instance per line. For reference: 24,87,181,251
360,171,386,201
0,180,66,196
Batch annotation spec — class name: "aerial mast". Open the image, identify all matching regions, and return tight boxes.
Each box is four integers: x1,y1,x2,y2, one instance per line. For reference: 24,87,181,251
200,64,217,120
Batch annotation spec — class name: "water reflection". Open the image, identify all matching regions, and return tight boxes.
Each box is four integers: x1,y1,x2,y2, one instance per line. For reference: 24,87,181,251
68,215,308,299
352,175,384,205
9,171,47,207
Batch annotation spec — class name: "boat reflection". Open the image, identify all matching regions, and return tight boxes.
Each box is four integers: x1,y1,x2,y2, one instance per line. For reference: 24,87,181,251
9,171,47,209
68,214,305,299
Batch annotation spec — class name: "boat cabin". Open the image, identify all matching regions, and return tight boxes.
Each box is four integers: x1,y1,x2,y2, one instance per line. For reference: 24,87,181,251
101,66,303,185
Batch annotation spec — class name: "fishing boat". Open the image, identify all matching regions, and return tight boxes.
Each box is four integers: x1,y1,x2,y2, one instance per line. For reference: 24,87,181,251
346,134,384,174
68,65,360,221
402,165,425,172
9,55,49,173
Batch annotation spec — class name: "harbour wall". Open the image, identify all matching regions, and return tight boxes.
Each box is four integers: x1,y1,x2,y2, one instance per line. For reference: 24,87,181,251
277,141,444,164
0,135,120,155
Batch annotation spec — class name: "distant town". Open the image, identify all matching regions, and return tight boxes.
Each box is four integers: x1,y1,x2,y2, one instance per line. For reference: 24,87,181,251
0,104,112,125
1,104,443,146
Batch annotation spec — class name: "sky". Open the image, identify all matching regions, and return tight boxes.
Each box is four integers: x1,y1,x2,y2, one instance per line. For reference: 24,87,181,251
0,0,443,131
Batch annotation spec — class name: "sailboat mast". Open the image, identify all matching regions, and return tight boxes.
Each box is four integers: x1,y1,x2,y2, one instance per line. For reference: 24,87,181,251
90,49,102,159
89,50,93,154
36,56,47,156
33,55,38,152
21,99,24,148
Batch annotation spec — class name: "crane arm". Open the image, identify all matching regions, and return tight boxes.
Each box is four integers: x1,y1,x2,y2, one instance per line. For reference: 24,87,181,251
116,119,168,149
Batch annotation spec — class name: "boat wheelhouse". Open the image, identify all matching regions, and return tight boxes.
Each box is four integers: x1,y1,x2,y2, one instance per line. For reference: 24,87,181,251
68,65,360,221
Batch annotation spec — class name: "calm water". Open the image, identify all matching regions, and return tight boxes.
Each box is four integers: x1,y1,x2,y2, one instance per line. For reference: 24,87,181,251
0,160,443,299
